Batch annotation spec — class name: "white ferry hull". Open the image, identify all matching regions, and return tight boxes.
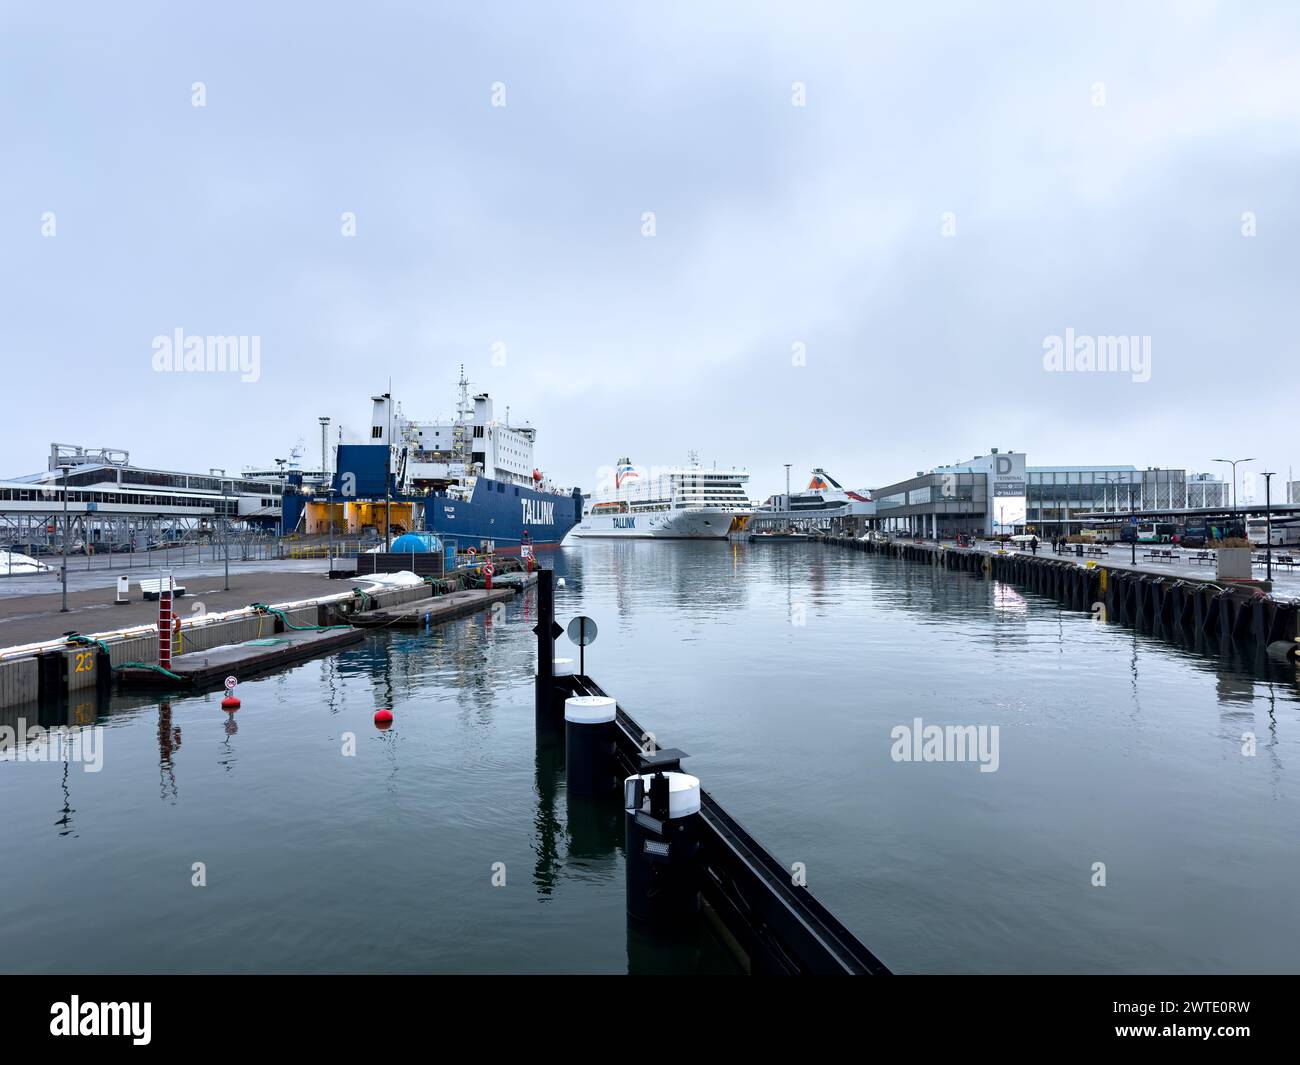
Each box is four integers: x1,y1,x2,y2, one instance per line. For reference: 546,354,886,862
568,507,741,540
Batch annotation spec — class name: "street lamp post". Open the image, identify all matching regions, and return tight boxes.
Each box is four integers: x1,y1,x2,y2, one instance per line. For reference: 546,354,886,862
326,481,334,577
276,458,287,560
1213,456,1255,518
59,463,70,612
1262,471,1276,581
1127,482,1137,565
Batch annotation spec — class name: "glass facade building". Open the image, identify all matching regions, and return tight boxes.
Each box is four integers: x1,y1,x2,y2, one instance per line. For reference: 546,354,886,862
1027,467,1229,532
857,453,1231,538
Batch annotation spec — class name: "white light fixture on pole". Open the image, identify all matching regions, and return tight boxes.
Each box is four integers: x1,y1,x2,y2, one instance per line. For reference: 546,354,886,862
1213,457,1255,515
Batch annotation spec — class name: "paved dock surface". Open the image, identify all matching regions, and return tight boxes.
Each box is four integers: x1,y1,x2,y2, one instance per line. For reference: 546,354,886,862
0,554,329,597
989,544,1300,595
0,570,347,648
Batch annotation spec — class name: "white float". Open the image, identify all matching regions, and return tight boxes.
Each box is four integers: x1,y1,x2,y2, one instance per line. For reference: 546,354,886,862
564,695,616,724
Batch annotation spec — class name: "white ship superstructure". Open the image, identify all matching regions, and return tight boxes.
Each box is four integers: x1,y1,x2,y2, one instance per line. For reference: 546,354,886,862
568,458,752,540
393,372,555,496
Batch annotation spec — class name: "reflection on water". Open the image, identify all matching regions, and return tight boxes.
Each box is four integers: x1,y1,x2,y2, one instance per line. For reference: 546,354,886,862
1,540,1297,974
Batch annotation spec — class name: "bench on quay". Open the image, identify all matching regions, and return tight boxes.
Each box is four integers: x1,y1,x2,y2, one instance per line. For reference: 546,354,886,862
139,577,186,600
1191,551,1215,566
1085,546,1107,558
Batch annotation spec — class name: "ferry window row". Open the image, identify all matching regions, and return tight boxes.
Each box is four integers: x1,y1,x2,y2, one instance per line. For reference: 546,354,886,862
0,488,232,509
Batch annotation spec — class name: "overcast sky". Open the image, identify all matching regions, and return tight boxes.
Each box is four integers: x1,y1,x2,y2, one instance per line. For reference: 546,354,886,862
3,1,1298,500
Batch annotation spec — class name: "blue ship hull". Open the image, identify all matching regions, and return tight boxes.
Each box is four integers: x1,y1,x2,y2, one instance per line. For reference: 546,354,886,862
423,478,581,550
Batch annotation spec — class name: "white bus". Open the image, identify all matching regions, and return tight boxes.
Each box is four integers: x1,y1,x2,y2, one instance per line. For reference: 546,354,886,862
1247,517,1300,547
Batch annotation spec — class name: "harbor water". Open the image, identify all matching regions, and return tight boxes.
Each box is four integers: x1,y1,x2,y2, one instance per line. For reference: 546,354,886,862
2,541,1298,973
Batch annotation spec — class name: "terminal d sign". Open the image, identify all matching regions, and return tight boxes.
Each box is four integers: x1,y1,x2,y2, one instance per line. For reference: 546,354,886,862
990,453,1026,533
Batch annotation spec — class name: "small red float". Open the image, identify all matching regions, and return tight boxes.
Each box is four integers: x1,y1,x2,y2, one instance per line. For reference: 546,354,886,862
221,696,240,711
374,708,394,730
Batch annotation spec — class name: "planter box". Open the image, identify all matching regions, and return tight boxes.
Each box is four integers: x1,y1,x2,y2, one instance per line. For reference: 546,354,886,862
1216,547,1253,581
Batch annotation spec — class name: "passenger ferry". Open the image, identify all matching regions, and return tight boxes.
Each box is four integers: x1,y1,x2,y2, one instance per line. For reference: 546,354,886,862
568,458,751,539
754,469,873,518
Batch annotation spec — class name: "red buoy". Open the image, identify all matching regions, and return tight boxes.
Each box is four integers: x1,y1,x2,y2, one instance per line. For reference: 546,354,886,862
374,708,394,729
221,696,240,711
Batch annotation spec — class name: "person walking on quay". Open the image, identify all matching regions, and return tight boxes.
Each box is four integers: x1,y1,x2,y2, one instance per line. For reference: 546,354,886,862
1031,535,1038,554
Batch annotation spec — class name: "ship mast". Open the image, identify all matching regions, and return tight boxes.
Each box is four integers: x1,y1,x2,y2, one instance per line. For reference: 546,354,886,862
452,364,472,469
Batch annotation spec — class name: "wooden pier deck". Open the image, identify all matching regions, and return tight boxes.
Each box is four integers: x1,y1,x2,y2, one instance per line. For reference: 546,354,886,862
115,627,364,690
350,587,515,628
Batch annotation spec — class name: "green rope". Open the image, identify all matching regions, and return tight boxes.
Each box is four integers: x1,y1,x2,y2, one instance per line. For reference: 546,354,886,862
250,602,351,631
116,660,185,681
65,633,113,655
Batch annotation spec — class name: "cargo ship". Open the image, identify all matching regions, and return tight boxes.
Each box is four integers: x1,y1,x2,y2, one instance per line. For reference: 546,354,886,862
285,372,582,551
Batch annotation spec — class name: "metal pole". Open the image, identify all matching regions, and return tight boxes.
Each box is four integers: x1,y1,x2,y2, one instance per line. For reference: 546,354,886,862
60,464,69,612
1262,472,1275,581
223,517,230,591
385,389,393,551
784,463,791,532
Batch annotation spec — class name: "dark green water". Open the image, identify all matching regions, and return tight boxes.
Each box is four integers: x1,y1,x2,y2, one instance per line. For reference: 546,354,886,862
3,541,1298,973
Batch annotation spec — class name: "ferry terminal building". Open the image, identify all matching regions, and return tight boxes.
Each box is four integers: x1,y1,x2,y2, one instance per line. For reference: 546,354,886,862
853,450,1229,539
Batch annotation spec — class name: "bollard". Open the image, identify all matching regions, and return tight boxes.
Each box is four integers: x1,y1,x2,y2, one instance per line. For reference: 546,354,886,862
623,770,702,928
95,648,113,700
564,695,617,797
553,657,576,677
534,568,559,720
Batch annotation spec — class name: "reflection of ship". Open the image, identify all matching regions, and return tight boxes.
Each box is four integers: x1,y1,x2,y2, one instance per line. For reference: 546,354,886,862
568,458,751,540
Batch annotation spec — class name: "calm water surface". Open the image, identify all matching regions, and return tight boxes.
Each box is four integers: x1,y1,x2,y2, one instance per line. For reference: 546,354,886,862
2,541,1298,973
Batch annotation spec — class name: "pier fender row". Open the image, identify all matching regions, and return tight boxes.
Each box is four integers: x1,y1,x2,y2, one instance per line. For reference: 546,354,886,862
822,536,1300,658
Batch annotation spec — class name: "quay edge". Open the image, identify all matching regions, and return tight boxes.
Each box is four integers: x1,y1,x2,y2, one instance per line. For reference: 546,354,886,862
821,536,1300,661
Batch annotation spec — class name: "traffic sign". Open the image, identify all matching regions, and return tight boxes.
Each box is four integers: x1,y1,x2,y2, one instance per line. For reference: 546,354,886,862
568,616,598,646
224,675,238,691
567,616,597,674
